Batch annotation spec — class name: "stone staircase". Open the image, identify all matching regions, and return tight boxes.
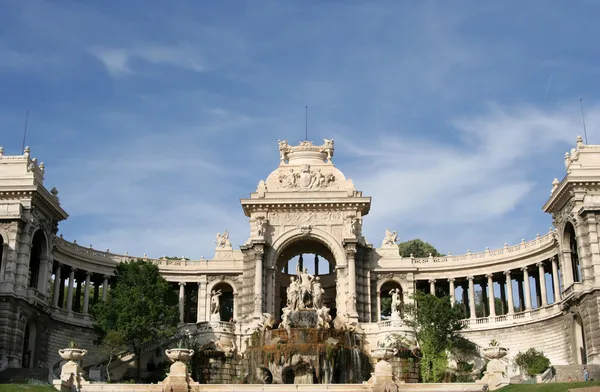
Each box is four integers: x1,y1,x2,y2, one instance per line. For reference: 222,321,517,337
0,367,50,384
553,364,600,382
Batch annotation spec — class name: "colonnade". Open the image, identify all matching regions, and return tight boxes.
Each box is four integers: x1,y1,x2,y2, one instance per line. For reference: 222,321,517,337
50,262,109,315
419,257,561,319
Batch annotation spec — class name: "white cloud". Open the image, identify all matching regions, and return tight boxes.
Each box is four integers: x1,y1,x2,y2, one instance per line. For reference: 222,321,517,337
91,44,205,76
92,48,131,76
339,103,600,254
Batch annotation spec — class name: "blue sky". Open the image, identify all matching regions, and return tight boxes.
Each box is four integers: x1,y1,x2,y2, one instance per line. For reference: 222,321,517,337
1,1,600,259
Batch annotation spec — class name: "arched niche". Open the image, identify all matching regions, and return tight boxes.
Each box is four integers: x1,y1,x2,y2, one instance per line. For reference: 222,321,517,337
572,313,587,365
208,281,236,322
21,318,37,368
378,279,403,321
28,230,49,290
563,222,581,283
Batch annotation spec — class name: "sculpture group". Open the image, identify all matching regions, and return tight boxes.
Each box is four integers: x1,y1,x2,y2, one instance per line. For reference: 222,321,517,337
279,261,332,333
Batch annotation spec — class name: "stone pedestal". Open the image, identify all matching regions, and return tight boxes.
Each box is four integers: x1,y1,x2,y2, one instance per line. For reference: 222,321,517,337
367,360,399,392
289,309,318,328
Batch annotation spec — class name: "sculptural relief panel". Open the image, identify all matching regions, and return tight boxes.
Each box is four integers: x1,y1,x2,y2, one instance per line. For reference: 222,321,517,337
268,211,344,225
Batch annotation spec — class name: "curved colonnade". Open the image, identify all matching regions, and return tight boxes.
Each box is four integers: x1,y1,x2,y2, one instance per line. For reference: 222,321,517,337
21,225,577,367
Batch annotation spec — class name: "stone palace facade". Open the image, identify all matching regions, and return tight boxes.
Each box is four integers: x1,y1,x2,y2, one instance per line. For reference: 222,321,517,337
0,137,599,378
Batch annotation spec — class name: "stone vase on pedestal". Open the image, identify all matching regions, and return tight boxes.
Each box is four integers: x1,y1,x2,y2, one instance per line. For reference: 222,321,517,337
55,348,89,391
368,348,399,392
162,348,197,392
477,346,510,391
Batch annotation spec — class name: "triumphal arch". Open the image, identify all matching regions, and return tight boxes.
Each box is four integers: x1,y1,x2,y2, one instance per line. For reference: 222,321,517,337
1,136,600,383
239,139,372,325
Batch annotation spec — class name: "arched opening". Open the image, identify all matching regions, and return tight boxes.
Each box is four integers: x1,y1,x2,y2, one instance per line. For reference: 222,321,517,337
210,282,234,322
379,281,403,321
564,223,582,283
573,314,587,364
28,230,47,290
21,319,37,368
275,238,337,321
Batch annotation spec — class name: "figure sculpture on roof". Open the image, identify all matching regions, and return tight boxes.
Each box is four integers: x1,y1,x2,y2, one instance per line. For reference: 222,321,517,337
382,229,398,247
216,230,232,248
278,140,291,163
322,138,334,162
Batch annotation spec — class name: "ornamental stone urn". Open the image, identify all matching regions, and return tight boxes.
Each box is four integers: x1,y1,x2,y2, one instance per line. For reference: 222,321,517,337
370,347,398,361
58,348,88,362
162,348,197,392
482,346,508,360
165,348,194,363
477,344,510,391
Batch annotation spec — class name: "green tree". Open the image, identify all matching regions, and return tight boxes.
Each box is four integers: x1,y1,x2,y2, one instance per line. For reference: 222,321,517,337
398,239,443,258
92,259,179,381
404,291,470,383
100,330,126,383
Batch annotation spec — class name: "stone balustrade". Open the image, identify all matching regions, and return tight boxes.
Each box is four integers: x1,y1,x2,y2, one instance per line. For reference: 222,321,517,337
458,302,562,331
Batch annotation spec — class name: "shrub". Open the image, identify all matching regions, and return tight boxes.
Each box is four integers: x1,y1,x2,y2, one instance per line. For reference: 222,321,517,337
514,348,550,377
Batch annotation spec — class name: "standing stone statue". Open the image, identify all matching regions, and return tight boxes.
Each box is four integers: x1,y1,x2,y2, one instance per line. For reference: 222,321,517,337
312,277,324,309
296,261,314,309
210,289,223,321
287,277,300,311
389,288,402,320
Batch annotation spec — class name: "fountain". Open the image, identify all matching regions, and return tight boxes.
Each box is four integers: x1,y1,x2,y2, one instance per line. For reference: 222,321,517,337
243,262,371,384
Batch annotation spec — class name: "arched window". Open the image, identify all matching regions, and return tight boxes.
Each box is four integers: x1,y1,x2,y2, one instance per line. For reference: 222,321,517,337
564,223,581,283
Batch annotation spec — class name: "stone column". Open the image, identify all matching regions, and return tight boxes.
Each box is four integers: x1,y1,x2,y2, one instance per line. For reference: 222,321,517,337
449,278,455,305
66,268,75,313
314,255,319,276
504,270,514,315
178,282,186,324
429,279,436,295
346,244,358,320
83,272,91,314
253,245,264,318
102,275,109,302
197,277,208,323
468,276,476,319
487,274,496,317
537,262,548,307
551,257,561,302
52,263,62,307
522,267,532,310
74,274,82,312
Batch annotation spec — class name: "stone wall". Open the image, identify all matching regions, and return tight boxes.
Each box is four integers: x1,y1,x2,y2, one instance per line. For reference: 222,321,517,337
461,312,569,366
46,320,100,370
386,357,419,383
195,356,240,384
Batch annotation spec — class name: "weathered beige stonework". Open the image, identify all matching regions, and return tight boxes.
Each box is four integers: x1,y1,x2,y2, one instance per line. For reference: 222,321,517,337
1,136,600,382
